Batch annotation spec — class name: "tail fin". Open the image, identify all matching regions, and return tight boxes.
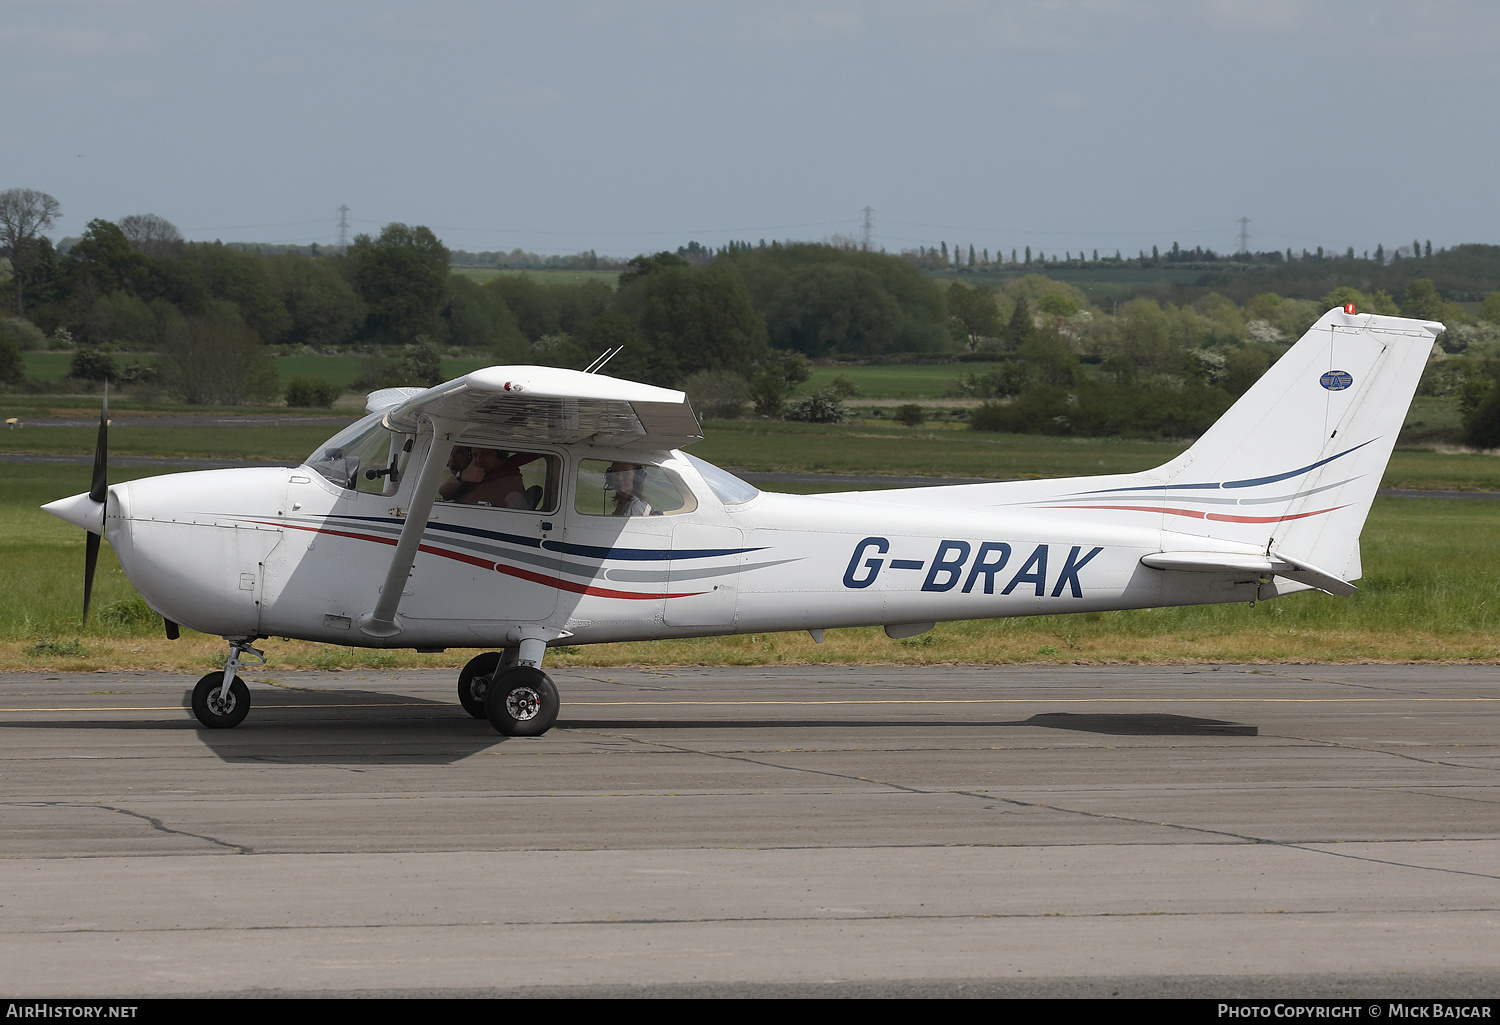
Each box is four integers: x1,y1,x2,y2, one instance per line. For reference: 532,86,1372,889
1146,307,1440,584
839,307,1439,597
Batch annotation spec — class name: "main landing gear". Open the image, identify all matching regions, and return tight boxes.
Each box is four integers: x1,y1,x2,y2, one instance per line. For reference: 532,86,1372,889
188,637,561,736
191,639,264,729
457,639,560,737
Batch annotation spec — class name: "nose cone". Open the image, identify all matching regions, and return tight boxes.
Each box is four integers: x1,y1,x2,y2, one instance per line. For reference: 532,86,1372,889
43,491,104,534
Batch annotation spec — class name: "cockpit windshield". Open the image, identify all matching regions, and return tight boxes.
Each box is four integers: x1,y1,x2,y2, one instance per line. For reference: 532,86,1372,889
683,453,760,505
307,412,404,493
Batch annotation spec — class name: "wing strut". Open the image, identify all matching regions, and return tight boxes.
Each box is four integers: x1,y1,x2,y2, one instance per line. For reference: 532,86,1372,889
358,418,457,638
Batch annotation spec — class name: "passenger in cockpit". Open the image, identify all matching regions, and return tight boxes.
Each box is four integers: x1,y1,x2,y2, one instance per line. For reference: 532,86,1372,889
605,462,652,516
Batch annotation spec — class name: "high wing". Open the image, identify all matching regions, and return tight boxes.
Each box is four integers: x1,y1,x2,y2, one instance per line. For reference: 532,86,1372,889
357,366,700,638
377,366,702,451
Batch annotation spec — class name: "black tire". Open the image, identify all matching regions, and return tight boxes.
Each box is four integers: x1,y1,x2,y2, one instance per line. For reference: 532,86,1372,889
485,666,559,737
191,672,251,729
458,651,503,719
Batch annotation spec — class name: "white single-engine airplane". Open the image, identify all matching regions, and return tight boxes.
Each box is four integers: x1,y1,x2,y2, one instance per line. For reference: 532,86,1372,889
44,306,1440,735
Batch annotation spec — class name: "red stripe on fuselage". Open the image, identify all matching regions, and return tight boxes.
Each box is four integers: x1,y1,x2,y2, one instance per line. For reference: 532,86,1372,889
261,521,706,600
1036,504,1348,524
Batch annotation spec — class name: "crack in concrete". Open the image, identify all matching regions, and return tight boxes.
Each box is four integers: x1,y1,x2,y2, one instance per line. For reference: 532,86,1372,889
1264,730,1500,773
6,801,251,854
568,728,1500,884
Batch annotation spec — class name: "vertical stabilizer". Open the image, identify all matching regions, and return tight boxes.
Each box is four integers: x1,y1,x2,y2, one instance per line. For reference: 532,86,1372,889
1146,308,1440,577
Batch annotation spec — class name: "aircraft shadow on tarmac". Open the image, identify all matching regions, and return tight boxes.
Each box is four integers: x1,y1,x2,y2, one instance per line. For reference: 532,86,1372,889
558,711,1257,737
182,687,516,764
1011,711,1257,736
5,697,1254,766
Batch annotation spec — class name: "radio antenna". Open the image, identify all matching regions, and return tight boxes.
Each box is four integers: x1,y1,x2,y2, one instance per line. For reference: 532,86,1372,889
584,345,624,374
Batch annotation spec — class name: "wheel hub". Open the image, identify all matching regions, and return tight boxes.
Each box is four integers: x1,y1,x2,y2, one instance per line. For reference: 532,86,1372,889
505,686,541,721
206,688,237,717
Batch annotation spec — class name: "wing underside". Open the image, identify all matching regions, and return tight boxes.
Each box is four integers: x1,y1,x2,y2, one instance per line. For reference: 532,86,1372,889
379,366,702,450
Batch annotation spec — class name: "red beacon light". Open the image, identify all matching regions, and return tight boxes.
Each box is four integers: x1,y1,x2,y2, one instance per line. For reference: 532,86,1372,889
1344,303,1357,314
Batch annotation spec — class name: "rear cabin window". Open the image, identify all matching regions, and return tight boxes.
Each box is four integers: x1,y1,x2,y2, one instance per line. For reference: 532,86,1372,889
574,459,697,517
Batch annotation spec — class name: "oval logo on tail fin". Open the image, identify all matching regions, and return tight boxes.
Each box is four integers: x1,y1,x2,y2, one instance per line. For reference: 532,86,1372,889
1320,370,1353,391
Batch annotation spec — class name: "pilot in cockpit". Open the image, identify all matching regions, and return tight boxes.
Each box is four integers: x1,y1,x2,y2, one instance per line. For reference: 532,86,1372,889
440,447,542,508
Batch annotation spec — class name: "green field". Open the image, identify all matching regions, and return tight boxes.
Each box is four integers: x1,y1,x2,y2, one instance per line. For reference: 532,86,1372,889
4,414,1499,492
21,351,156,380
803,363,991,399
271,354,495,390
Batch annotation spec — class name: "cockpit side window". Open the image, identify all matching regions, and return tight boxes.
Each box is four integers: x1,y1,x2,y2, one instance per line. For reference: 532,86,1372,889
575,459,697,517
437,449,560,513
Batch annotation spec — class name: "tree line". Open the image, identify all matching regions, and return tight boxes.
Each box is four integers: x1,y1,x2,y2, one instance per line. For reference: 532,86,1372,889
3,185,1500,445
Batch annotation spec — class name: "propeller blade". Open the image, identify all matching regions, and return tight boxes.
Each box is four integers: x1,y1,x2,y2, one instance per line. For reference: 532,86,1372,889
84,383,108,623
89,382,108,504
83,532,100,624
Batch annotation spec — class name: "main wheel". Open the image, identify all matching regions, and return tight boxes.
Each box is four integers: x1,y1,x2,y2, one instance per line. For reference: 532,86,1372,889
191,672,251,729
484,666,559,737
457,651,503,719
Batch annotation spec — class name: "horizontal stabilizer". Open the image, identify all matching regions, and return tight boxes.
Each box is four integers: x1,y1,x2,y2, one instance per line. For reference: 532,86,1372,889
1140,549,1357,596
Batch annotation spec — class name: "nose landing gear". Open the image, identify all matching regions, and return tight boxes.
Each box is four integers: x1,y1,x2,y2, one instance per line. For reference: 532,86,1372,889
191,640,264,728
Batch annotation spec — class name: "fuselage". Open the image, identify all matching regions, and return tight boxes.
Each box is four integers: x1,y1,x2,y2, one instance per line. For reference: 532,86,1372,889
93,438,1268,648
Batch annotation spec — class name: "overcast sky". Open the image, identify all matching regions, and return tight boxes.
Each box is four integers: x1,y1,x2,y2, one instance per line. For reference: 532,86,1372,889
4,0,1497,259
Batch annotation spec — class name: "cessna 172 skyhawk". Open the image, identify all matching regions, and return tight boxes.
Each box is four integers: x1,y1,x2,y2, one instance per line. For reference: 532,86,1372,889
44,306,1440,736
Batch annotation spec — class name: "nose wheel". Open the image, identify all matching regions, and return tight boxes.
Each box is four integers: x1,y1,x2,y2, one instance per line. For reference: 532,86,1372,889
191,672,250,728
484,665,559,736
189,640,264,729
